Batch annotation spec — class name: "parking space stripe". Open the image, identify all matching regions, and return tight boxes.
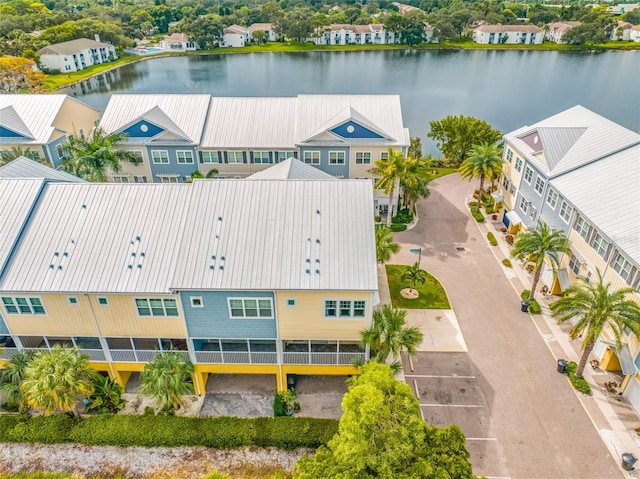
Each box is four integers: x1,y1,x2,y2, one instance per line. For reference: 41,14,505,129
413,379,420,400
420,403,484,407
405,374,476,379
466,437,497,441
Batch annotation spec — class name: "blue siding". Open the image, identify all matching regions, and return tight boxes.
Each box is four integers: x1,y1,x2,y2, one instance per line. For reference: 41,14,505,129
49,136,68,168
146,146,198,182
122,120,164,138
299,146,350,178
331,121,384,139
180,291,277,338
0,313,8,335
0,126,25,138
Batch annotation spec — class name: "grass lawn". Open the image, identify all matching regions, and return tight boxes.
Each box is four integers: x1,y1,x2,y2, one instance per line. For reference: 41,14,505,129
426,167,457,182
385,264,450,309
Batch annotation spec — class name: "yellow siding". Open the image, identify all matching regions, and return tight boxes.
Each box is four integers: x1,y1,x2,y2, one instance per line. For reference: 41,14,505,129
115,146,152,180
52,98,100,141
349,147,402,179
276,291,372,341
91,294,187,338
4,293,98,336
501,144,526,210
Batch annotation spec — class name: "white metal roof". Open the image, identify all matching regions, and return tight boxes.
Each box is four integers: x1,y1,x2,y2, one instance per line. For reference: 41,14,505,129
506,105,640,178
0,178,46,276
99,94,211,144
37,38,114,56
247,158,335,180
551,144,640,265
172,179,377,291
0,156,86,183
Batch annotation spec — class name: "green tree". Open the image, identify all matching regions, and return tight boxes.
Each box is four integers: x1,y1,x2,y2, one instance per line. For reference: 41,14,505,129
252,29,266,43
139,351,194,411
427,115,502,167
401,261,427,293
0,349,35,412
511,223,570,301
458,142,503,199
562,22,609,46
274,7,315,42
361,304,423,370
408,136,423,159
59,128,140,182
369,148,404,226
86,374,125,414
295,362,474,478
399,155,430,214
0,56,44,93
21,346,95,416
177,14,223,49
375,226,400,264
551,270,640,378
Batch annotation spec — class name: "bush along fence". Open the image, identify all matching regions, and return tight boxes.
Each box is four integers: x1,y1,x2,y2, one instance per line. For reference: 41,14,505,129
0,414,338,450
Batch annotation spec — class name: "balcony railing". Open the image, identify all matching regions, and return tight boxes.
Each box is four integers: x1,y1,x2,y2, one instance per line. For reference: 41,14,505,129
109,349,187,362
194,351,277,364
283,351,366,365
0,348,18,359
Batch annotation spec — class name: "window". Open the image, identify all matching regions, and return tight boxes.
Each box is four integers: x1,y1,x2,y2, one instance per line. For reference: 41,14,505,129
546,189,558,209
136,298,179,317
506,149,513,163
134,176,147,183
519,196,529,214
586,270,593,283
129,151,143,164
97,297,108,306
329,151,345,165
515,157,523,172
523,165,533,184
355,152,371,164
176,151,194,164
509,184,516,195
160,176,179,183
2,297,45,315
190,297,203,308
339,301,352,317
502,177,509,190
380,151,389,160
228,298,273,319
286,299,296,307
113,176,129,183
201,151,220,164
226,151,244,164
612,253,633,282
79,129,85,140
68,296,79,305
304,151,320,165
276,151,290,163
591,233,609,259
559,201,573,223
574,217,590,240
325,300,366,318
324,300,337,317
569,254,581,275
252,152,270,164
56,144,66,159
534,177,545,195
353,300,366,317
151,150,169,164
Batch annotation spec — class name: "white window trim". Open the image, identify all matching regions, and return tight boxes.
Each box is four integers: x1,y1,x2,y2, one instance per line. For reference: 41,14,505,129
227,298,274,319
176,150,194,164
97,297,109,306
303,151,320,165
612,253,633,282
559,201,573,224
546,189,558,210
135,298,180,317
574,217,590,240
523,165,533,184
251,151,270,164
515,157,523,172
190,296,204,308
506,149,513,163
323,299,367,319
355,151,372,164
201,151,220,164
129,150,144,164
286,298,296,308
592,233,609,258
380,151,389,160
2,296,47,316
329,151,345,165
68,296,79,306
519,196,529,214
226,151,244,164
534,177,545,196
151,150,169,164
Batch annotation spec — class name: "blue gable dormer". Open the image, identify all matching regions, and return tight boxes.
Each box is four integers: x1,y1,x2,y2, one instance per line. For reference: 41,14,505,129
122,120,164,138
330,121,384,139
0,126,26,138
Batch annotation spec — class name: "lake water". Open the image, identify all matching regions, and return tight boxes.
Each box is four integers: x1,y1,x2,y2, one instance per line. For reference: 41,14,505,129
62,49,640,154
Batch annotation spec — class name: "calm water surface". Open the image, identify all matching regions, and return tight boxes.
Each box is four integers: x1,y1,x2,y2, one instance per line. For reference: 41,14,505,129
62,50,640,154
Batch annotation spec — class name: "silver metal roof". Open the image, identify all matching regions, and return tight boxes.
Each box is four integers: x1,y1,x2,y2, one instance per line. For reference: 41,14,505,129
506,105,640,178
99,94,211,144
551,144,640,265
247,158,335,180
0,156,85,183
0,178,46,276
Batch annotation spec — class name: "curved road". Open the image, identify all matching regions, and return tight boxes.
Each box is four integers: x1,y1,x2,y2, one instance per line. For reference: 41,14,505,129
395,174,620,478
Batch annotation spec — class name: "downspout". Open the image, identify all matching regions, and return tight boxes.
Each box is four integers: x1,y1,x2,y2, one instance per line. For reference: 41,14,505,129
84,294,115,379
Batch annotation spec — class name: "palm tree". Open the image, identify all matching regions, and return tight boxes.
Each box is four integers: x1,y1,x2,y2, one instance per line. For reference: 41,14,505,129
399,156,431,214
20,346,95,416
401,261,427,294
58,128,141,182
86,374,125,414
139,351,195,411
0,349,35,412
369,148,404,226
0,146,42,165
458,142,503,201
551,270,640,378
185,168,219,183
375,226,400,264
361,304,423,371
511,223,570,300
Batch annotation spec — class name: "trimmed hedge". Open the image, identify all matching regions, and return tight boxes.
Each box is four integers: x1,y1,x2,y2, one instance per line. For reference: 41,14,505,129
487,232,497,246
391,208,413,225
471,208,485,223
565,361,592,395
0,414,338,450
502,258,512,268
390,224,407,232
519,290,541,314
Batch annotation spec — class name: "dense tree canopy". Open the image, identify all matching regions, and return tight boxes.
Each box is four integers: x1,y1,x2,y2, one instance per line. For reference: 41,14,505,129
0,56,44,93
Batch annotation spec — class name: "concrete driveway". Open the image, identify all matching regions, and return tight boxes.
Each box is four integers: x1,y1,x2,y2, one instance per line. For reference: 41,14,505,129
393,174,620,478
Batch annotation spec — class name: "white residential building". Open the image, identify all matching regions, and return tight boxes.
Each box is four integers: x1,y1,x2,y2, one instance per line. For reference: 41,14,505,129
221,23,279,47
472,25,544,45
631,25,640,42
37,37,117,72
545,22,581,44
159,33,198,51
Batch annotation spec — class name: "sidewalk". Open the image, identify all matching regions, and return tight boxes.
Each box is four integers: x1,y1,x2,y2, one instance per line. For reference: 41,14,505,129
477,210,640,475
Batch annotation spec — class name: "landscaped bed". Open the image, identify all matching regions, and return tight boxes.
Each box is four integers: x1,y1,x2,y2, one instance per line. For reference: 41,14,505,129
385,265,450,309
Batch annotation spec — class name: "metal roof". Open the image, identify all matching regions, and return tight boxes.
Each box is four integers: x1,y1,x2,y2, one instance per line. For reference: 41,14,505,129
551,144,640,265
172,179,377,291
0,178,46,276
475,25,544,33
37,38,114,56
506,105,640,178
99,94,211,144
0,156,85,183
247,158,335,180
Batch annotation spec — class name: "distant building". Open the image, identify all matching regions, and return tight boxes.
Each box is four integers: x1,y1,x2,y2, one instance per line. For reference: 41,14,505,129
221,23,279,48
159,33,198,51
37,37,117,72
610,21,634,41
606,3,640,15
311,24,398,45
545,21,581,44
631,25,640,42
472,25,544,45
392,2,425,14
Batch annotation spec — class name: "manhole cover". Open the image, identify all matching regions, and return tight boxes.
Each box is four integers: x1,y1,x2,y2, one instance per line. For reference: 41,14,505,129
455,246,466,252
440,252,447,257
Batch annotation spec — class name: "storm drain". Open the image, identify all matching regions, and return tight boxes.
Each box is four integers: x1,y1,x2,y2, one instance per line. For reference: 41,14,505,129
455,246,466,252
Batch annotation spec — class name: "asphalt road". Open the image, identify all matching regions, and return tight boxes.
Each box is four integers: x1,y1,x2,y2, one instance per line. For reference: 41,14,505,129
397,174,620,479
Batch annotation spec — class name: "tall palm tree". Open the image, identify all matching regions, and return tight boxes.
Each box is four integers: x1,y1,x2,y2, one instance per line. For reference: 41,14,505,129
551,270,640,378
0,146,42,165
375,226,400,264
399,156,431,214
58,128,141,182
512,223,570,300
401,261,427,294
0,349,35,411
361,304,423,371
369,148,404,226
20,346,95,416
139,351,195,411
458,142,503,200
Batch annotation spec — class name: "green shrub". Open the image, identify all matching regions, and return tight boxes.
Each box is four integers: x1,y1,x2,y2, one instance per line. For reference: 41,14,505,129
487,232,497,246
502,258,512,268
520,290,530,300
273,392,286,417
528,300,541,314
471,208,485,223
391,208,413,224
390,224,407,232
4,414,76,444
468,201,478,208
565,361,591,395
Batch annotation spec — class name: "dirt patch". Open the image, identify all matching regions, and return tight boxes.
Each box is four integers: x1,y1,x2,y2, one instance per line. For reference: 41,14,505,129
120,394,203,417
400,288,419,299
